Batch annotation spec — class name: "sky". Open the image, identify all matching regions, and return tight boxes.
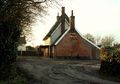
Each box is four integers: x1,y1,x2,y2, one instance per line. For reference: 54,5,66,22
28,0,120,47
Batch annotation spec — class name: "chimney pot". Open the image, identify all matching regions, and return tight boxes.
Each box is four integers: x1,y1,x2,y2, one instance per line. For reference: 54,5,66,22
62,7,65,15
71,10,73,16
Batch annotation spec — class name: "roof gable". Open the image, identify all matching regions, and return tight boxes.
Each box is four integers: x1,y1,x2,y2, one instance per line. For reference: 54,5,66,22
54,28,100,49
43,14,69,40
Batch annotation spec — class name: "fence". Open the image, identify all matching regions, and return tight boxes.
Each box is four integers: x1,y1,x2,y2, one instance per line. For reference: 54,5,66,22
17,51,39,56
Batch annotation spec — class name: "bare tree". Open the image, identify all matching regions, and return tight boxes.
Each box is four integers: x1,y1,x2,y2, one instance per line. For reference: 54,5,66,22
101,35,114,47
84,33,95,43
95,35,101,45
0,0,62,80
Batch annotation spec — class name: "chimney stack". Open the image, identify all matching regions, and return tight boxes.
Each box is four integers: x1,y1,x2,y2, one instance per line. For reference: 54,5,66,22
61,7,65,34
70,10,75,31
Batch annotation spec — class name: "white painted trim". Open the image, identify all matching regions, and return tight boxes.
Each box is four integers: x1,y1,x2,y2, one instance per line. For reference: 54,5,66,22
55,28,70,45
75,28,100,49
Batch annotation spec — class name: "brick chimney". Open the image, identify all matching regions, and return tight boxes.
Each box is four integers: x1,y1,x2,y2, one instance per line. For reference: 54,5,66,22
61,7,65,34
70,10,75,31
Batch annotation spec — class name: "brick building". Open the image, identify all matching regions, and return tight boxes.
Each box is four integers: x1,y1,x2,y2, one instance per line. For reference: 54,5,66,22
40,7,100,59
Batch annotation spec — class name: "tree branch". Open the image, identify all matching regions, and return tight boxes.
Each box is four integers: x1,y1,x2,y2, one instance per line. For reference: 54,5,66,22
31,0,47,4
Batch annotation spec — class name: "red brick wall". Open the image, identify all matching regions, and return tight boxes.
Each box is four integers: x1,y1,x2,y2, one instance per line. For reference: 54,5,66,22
54,31,99,59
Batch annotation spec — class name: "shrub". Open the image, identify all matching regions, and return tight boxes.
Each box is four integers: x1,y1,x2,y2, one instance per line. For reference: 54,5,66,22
100,45,120,75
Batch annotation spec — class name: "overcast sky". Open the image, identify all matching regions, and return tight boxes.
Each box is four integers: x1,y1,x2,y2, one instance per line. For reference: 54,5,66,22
29,0,120,47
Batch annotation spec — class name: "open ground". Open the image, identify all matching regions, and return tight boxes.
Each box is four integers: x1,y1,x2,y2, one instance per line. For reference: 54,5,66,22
17,56,120,84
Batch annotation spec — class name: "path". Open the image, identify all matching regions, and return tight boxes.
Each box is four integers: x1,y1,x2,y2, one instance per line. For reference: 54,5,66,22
17,56,120,84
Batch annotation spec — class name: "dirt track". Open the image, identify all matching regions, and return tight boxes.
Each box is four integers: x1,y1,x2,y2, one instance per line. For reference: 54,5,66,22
17,56,120,84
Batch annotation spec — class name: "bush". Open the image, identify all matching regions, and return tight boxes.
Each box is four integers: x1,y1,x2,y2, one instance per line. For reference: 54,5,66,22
0,21,21,80
0,75,26,84
0,67,27,84
100,61,120,75
100,44,120,75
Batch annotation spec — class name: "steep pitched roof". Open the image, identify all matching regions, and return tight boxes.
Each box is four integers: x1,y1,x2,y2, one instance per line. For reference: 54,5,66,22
54,28,100,49
43,14,69,40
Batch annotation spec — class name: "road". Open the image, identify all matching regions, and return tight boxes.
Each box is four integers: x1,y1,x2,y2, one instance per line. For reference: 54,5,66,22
17,56,120,84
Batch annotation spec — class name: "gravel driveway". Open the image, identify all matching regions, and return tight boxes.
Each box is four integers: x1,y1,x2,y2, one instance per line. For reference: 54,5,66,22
17,56,120,84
